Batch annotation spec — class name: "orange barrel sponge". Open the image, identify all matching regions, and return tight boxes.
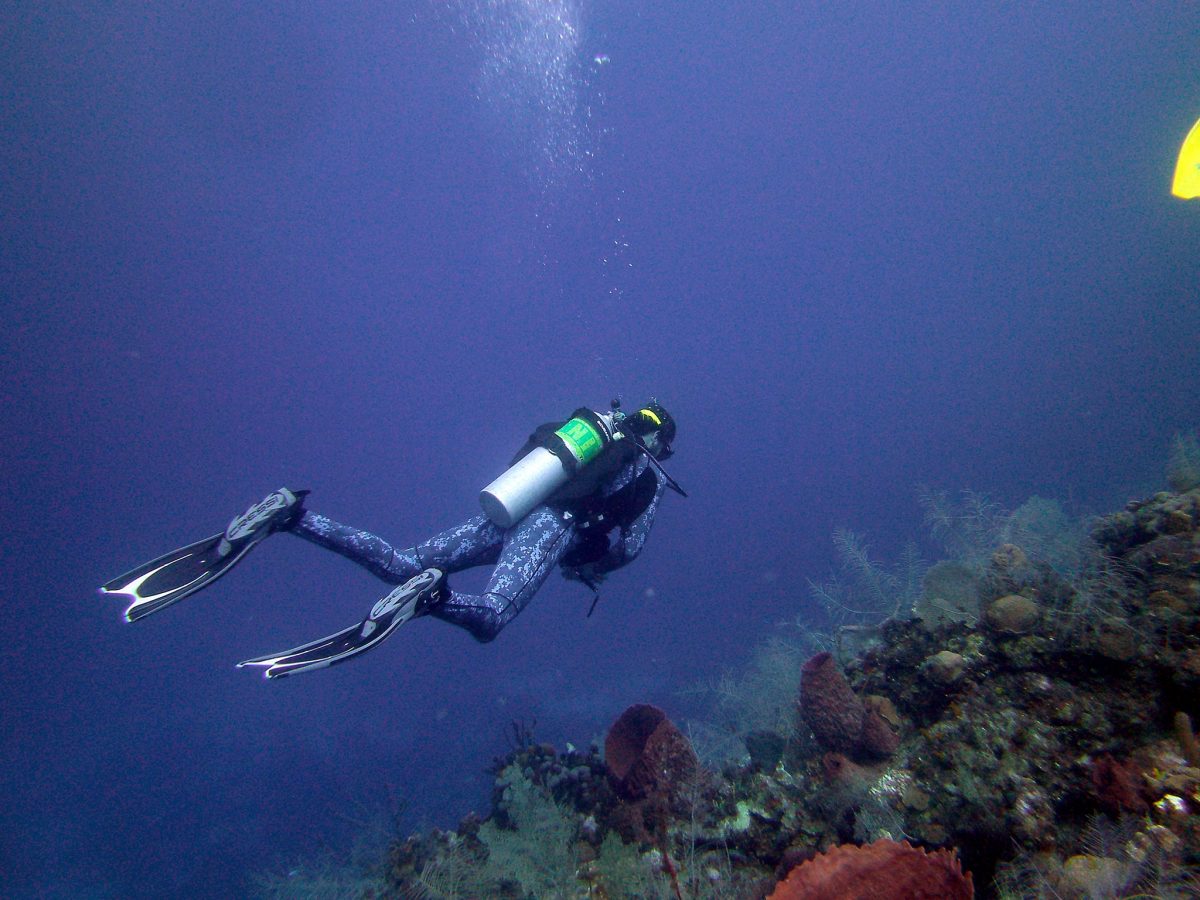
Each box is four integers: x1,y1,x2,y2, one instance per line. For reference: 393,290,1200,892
768,838,973,900
604,703,697,801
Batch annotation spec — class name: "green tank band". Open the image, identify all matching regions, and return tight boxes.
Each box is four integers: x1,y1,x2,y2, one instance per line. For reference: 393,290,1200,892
555,417,605,466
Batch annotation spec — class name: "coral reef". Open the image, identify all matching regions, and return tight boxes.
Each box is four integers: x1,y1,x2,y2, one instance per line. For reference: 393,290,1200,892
288,486,1200,900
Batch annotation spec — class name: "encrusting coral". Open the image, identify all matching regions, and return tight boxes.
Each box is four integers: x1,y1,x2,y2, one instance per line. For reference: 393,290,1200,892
322,485,1200,899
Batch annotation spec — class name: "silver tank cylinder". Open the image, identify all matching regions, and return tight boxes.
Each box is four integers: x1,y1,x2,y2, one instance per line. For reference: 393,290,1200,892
480,445,571,529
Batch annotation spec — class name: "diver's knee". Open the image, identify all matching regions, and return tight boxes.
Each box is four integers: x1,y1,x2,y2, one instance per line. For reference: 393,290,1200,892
471,606,511,643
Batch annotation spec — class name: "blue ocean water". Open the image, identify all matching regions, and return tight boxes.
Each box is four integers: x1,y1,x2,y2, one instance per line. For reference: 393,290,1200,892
2,2,1197,896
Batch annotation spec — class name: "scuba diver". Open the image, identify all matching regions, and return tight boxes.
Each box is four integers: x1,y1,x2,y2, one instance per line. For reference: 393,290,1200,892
101,401,684,679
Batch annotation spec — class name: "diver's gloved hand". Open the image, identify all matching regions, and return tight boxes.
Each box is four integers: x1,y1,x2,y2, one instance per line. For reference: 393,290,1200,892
563,564,606,587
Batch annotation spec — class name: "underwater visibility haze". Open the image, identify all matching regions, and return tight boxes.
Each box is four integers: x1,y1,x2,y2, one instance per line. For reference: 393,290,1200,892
2,1,1200,896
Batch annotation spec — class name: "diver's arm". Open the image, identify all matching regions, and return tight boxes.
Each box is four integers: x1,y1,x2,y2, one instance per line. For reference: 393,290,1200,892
590,470,666,575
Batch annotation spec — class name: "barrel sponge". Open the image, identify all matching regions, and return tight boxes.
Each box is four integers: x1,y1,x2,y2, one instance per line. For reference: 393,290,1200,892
604,703,696,801
799,652,864,753
768,839,973,900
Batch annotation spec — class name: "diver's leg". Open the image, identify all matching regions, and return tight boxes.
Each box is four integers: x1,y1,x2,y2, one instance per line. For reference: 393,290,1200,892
290,511,503,584
428,507,576,642
240,514,509,678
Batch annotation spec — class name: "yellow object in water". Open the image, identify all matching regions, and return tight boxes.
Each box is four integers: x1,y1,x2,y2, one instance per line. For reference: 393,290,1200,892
1172,117,1200,199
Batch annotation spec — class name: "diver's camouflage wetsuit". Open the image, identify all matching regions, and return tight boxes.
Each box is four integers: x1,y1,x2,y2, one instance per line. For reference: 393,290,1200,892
287,449,665,642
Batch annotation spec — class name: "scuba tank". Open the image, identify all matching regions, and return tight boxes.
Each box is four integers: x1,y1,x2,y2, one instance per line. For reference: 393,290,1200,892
480,408,621,528
480,402,688,529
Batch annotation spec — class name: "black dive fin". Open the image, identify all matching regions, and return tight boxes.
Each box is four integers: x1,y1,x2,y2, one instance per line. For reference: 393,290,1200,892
101,488,308,622
101,532,246,622
238,568,444,679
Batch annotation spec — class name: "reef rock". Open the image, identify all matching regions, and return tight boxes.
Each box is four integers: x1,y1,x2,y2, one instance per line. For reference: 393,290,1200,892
984,594,1041,634
922,650,966,685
